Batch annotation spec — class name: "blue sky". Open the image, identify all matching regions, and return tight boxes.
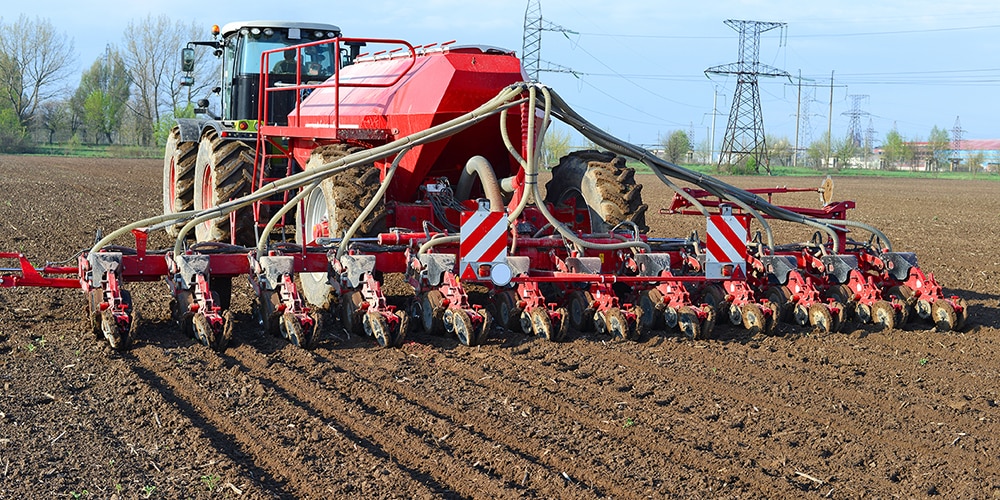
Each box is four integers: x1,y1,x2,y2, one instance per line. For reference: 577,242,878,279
13,0,1000,149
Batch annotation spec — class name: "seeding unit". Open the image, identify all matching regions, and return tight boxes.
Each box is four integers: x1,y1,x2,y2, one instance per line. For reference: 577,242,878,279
0,24,967,352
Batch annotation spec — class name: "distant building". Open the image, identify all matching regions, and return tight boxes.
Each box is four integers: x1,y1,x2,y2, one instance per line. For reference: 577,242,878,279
871,139,1000,172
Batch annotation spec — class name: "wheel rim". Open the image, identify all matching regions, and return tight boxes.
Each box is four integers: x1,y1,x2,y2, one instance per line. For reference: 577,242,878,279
808,303,833,333
677,306,700,339
872,300,895,330
453,310,472,345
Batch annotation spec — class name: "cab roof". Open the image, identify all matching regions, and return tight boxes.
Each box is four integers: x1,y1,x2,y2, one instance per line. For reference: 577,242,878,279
219,21,341,38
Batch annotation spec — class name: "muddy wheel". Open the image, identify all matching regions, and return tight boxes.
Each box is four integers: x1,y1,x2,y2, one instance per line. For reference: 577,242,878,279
566,290,594,332
551,307,569,342
163,126,197,237
473,309,493,345
742,303,766,334
298,144,387,308
931,299,958,331
85,289,104,339
603,307,632,340
544,150,648,233
495,290,522,332
792,303,810,327
191,312,212,347
872,300,895,331
701,284,731,325
855,303,872,324
828,301,846,333
637,289,664,336
258,289,281,336
392,309,409,347
766,286,792,324
699,305,717,339
280,311,305,347
954,297,968,331
340,290,364,335
419,290,445,335
674,306,698,339
449,309,473,346
193,129,255,245
808,303,835,333
100,290,133,351
363,311,392,347
529,307,554,341
886,285,915,326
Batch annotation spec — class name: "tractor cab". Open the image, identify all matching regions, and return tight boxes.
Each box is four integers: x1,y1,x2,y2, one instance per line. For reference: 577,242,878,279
182,21,346,126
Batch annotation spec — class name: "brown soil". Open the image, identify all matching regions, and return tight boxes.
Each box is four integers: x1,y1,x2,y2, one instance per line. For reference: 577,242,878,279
1,154,999,499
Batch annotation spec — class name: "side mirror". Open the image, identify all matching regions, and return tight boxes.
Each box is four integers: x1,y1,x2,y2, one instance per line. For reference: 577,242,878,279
180,75,194,87
181,47,195,72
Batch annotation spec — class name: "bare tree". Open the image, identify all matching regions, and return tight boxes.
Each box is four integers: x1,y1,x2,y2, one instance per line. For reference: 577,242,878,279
120,15,206,146
0,15,75,128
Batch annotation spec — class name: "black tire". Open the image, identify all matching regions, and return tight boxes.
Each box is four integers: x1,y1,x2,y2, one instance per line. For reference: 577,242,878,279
163,126,198,238
544,150,648,233
297,143,386,308
193,129,256,245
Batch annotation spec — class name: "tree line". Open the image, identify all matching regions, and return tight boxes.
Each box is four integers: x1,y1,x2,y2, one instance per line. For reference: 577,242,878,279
656,124,969,172
0,14,217,153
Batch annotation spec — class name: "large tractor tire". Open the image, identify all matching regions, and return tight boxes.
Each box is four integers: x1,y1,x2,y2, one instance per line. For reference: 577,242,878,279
192,129,256,246
297,143,386,308
162,126,197,237
544,150,648,233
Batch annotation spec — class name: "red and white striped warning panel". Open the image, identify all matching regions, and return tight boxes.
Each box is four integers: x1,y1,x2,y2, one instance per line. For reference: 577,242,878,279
459,206,509,284
705,214,748,280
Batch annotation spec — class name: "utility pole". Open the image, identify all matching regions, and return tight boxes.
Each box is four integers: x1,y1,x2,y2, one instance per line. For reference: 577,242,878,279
794,70,801,167
710,87,719,163
705,19,791,174
827,71,834,167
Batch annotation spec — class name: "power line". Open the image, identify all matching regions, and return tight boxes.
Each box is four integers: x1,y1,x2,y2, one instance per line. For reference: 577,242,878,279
573,23,1000,40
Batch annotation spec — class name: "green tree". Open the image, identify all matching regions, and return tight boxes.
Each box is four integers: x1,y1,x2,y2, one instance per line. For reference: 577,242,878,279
805,131,831,169
73,51,131,144
0,15,75,129
766,135,793,167
661,130,691,164
881,128,911,169
38,99,72,144
542,127,572,167
0,106,27,152
927,125,950,171
833,134,858,169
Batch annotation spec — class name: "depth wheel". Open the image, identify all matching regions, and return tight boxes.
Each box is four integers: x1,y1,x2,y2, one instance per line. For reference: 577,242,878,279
698,305,717,339
701,284,729,323
872,300,895,331
280,311,305,347
741,303,766,334
494,290,521,332
419,290,445,335
637,289,664,336
766,286,792,324
677,306,701,340
566,290,594,332
392,309,409,347
364,311,392,347
604,307,633,340
529,307,554,341
808,303,835,333
955,297,968,331
886,286,915,326
451,310,475,346
931,299,958,331
191,312,212,347
340,291,364,335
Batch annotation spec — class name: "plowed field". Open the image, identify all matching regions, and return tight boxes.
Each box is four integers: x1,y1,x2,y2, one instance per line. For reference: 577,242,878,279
1,155,998,499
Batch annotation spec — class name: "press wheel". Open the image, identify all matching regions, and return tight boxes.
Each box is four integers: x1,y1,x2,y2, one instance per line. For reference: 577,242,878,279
872,300,895,331
677,306,701,340
741,303,766,334
808,303,834,333
931,299,958,331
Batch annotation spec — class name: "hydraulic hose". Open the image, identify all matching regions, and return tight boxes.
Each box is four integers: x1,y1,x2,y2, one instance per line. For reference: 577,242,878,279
455,155,505,212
